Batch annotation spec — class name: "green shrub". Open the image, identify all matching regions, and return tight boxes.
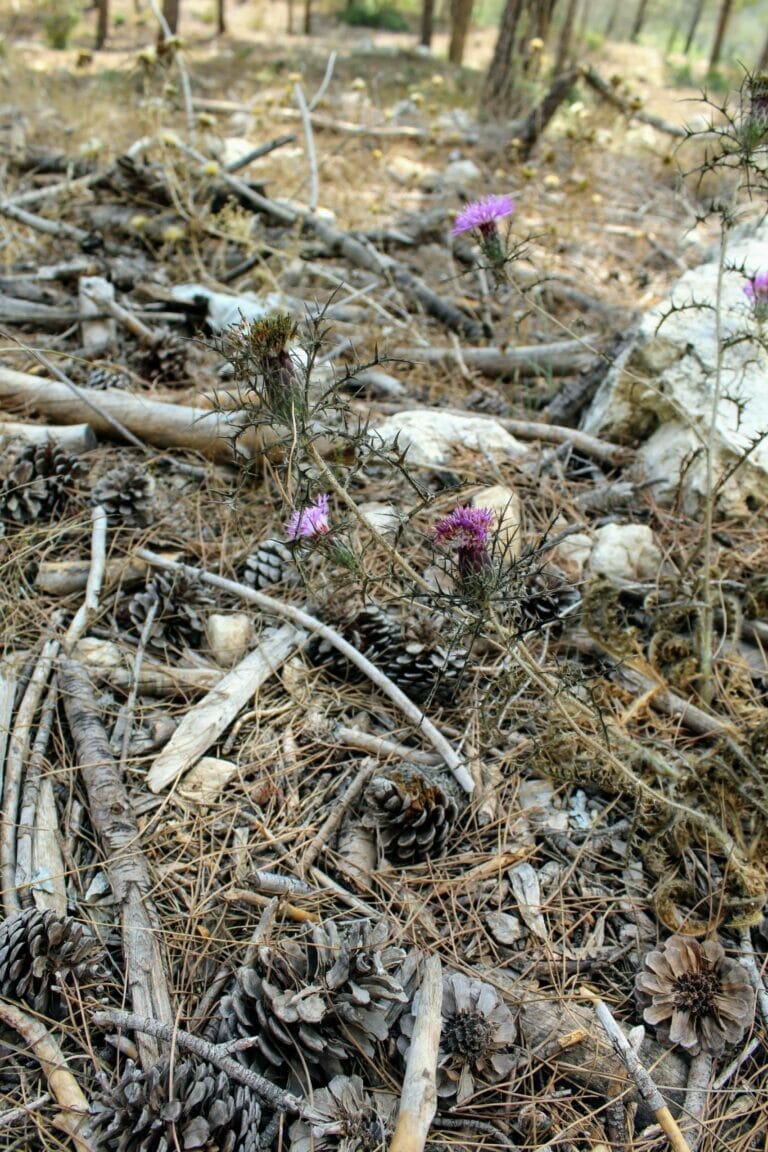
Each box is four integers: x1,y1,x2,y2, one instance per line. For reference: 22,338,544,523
339,2,409,32
40,0,78,49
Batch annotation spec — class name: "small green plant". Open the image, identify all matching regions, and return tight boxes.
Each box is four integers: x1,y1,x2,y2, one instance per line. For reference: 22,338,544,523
339,2,409,32
668,60,695,87
40,0,79,49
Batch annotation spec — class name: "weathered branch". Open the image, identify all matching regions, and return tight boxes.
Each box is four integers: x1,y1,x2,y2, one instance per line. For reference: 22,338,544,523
58,658,174,1069
388,954,442,1152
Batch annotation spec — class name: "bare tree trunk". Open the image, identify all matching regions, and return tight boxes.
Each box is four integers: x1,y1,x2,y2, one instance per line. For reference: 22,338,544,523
683,0,707,55
482,0,524,110
217,0,225,33
420,0,436,47
758,27,768,73
161,0,179,35
304,0,312,33
709,0,733,69
448,0,474,65
535,0,556,41
95,0,108,47
553,0,578,74
603,0,620,38
629,0,650,42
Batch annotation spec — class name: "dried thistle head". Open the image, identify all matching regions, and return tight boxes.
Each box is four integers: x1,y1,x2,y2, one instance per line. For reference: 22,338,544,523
635,935,755,1056
219,312,306,424
399,971,516,1103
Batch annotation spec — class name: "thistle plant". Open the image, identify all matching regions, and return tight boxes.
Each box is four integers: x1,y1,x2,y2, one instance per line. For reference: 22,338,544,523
744,271,768,324
452,194,516,284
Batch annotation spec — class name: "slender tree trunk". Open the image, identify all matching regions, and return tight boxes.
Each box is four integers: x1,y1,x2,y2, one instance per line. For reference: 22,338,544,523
420,0,436,47
629,0,649,43
709,0,733,69
553,0,578,74
304,0,312,34
603,0,620,39
683,0,706,55
95,0,108,48
482,0,524,109
758,27,768,73
161,0,179,34
535,0,555,41
217,0,225,33
448,0,474,66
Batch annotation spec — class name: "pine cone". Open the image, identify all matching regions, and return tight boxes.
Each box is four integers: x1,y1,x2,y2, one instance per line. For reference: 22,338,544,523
242,539,297,590
85,366,130,390
128,570,214,651
362,763,461,864
288,1074,397,1152
0,907,103,1017
217,918,410,1086
131,332,188,386
517,564,580,634
0,441,85,526
309,603,469,705
92,463,155,527
91,1057,263,1152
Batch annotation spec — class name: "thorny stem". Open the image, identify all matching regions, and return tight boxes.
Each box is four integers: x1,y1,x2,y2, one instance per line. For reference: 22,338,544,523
306,442,437,598
699,214,731,705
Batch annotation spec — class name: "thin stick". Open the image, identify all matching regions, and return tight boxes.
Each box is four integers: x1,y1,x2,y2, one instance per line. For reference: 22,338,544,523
307,50,337,110
0,200,94,245
0,1000,93,1152
145,0,195,137
591,995,692,1152
15,677,58,906
294,83,319,212
681,1052,712,1152
738,929,768,1029
135,548,473,793
119,598,159,769
63,504,107,651
1,639,59,916
388,954,442,1152
91,1010,304,1115
301,759,376,870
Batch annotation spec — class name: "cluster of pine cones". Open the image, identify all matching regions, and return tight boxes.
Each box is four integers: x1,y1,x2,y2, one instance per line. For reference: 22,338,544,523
0,441,86,531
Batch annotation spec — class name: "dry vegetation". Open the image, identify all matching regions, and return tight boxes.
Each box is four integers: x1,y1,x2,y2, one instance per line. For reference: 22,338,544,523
0,6,766,1152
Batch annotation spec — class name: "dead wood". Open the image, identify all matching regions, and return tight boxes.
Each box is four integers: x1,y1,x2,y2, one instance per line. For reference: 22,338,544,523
58,657,174,1069
388,954,442,1152
0,999,94,1152
0,420,96,452
0,364,259,463
513,69,581,160
582,66,687,138
390,339,596,378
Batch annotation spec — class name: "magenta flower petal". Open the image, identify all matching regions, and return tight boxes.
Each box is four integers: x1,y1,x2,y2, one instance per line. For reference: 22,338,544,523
285,494,331,540
744,271,768,303
434,505,495,549
452,195,515,236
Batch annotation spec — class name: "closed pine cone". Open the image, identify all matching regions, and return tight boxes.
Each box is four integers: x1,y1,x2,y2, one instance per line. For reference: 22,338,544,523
91,1057,263,1152
243,538,298,590
92,463,155,527
362,763,461,864
0,907,103,1017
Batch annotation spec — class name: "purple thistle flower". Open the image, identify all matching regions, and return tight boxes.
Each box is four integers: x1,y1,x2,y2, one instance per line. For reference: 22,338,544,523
434,505,495,548
451,195,515,237
285,494,331,540
744,272,768,303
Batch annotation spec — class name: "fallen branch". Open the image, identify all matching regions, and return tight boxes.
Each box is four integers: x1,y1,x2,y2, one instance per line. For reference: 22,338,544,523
91,1009,304,1116
582,66,687,138
591,995,692,1152
388,954,442,1152
136,549,474,793
146,624,306,792
0,420,96,453
59,658,175,1069
0,1000,93,1152
63,504,107,651
0,365,258,463
390,339,596,378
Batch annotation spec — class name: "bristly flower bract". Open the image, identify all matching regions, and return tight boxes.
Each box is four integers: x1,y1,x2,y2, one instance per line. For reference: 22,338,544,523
220,311,306,425
434,505,496,596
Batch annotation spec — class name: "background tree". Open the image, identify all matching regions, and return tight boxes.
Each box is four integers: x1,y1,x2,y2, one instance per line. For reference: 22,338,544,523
709,0,733,69
629,0,650,43
217,0,225,34
758,26,768,73
683,0,707,54
449,0,475,66
420,0,435,48
95,0,108,48
482,0,553,114
162,0,179,35
553,0,578,75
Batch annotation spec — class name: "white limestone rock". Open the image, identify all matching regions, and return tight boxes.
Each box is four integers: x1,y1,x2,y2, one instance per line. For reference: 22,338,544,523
372,411,528,468
581,218,768,517
589,524,662,582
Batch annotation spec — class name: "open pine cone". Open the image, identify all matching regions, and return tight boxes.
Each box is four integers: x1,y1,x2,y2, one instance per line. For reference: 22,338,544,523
91,1057,263,1152
362,763,461,864
0,907,103,1017
0,441,85,527
309,602,470,705
288,1074,397,1152
217,918,410,1087
92,463,155,527
128,570,214,650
